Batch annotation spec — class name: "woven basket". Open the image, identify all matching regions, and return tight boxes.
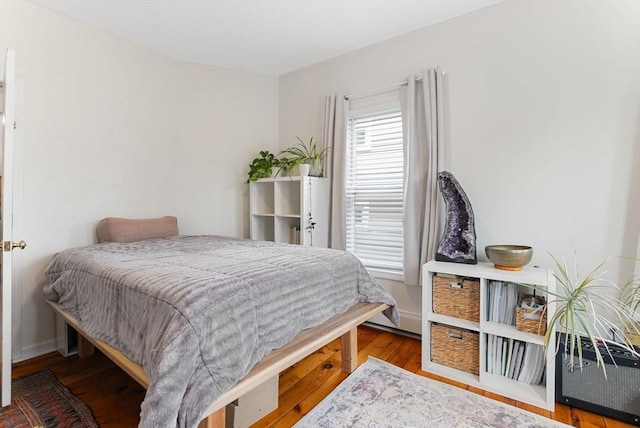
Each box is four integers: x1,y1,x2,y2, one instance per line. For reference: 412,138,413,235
623,322,640,346
515,294,547,335
432,274,480,322
430,323,479,375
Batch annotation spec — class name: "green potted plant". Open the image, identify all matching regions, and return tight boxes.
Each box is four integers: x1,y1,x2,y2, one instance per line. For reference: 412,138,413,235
523,252,640,377
246,150,276,183
280,137,330,177
273,156,301,178
619,269,640,346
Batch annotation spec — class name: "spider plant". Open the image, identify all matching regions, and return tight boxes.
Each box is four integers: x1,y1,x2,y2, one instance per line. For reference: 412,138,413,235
619,265,640,343
273,156,300,177
279,137,330,177
523,251,640,378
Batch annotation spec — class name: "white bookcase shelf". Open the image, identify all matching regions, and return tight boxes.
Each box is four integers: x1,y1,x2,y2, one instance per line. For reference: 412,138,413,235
249,176,329,247
422,260,556,411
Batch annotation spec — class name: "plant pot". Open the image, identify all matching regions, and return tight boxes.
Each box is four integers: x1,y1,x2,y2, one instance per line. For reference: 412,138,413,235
296,164,311,177
307,160,323,177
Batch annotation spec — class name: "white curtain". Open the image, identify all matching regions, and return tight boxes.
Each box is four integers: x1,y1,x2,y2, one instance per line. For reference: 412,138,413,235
401,68,447,286
322,94,349,250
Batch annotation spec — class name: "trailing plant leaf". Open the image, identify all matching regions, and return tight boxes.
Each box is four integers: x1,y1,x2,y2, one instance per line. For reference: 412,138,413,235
273,156,299,177
247,150,276,183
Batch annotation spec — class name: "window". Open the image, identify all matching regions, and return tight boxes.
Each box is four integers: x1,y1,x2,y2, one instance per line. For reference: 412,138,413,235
346,105,404,273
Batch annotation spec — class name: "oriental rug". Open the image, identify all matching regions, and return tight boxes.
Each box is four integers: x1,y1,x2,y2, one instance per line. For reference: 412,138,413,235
0,370,98,428
295,357,570,428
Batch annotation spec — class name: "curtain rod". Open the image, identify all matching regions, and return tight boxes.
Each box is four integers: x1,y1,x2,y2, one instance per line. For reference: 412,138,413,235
344,76,423,101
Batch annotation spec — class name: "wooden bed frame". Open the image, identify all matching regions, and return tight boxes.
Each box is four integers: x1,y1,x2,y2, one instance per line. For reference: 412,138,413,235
47,300,389,427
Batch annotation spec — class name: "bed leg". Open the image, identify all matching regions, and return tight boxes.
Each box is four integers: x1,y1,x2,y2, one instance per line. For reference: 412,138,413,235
340,327,358,373
77,334,95,358
198,407,225,428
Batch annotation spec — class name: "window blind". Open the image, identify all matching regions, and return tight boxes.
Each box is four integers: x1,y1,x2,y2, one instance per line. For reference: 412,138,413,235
346,108,404,272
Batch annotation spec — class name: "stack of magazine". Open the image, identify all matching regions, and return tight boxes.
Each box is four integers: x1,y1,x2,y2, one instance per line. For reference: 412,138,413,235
487,280,519,325
486,334,545,384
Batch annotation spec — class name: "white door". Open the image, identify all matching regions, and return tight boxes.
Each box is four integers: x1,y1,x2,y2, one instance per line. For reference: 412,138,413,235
1,48,20,408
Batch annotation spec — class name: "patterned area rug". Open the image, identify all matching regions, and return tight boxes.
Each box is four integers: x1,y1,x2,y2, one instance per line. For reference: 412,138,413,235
295,357,570,428
0,370,98,428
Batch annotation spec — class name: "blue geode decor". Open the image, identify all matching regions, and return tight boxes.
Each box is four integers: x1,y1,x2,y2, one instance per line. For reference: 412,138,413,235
435,171,477,264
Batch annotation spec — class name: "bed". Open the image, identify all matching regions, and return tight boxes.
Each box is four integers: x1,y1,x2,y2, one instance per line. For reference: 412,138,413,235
43,225,398,428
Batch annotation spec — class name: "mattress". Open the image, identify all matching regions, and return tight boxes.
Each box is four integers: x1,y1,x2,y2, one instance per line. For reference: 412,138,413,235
43,235,398,428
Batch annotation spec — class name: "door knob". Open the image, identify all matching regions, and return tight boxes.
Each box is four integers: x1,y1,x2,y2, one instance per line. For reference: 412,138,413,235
3,240,26,252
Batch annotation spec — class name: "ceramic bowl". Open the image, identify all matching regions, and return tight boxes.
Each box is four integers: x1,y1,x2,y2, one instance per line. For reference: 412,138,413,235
485,245,533,271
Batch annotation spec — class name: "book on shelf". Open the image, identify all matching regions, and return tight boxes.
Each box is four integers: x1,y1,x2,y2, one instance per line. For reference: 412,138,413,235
494,337,500,375
507,341,522,379
488,281,500,322
289,226,301,244
485,335,544,385
504,282,518,325
530,344,546,384
504,338,514,376
487,334,494,373
501,338,508,375
517,342,545,385
487,281,519,325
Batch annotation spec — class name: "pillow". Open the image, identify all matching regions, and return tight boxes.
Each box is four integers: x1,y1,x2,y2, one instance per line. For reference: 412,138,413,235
96,216,179,243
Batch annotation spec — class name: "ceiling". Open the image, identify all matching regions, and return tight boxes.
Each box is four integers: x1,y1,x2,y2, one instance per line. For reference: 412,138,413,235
32,0,503,76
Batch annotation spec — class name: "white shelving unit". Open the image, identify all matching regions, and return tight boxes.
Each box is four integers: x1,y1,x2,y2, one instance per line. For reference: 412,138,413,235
249,176,329,247
422,260,556,410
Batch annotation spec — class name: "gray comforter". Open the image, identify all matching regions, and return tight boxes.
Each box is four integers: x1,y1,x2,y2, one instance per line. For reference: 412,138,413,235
43,235,398,428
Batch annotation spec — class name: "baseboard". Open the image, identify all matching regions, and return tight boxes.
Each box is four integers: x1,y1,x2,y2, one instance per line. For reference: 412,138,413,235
364,321,421,340
367,310,422,336
14,338,56,363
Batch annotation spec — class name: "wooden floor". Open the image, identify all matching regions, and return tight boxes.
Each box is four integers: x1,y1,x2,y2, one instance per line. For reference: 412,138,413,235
12,325,636,427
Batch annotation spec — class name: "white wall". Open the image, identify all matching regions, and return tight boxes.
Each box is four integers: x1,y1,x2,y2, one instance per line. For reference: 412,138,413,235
279,0,640,333
0,0,638,352
170,63,278,236
0,0,279,358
